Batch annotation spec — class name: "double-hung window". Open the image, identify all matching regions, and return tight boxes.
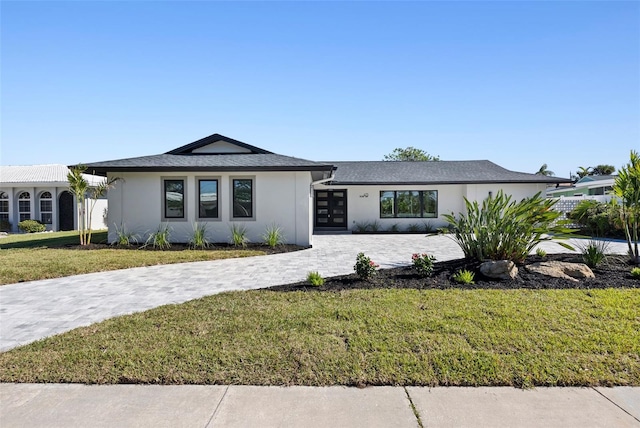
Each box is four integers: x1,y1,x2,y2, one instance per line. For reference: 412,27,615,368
18,192,31,221
163,179,186,220
0,192,8,222
380,190,437,218
40,192,53,224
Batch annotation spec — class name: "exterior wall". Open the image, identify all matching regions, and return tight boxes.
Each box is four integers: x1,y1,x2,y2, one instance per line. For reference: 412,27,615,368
315,182,548,231
107,171,314,246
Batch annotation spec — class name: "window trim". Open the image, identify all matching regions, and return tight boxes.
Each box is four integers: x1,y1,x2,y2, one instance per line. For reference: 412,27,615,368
379,190,438,219
39,191,53,224
18,191,31,222
0,191,8,222
161,177,187,222
196,176,221,221
230,176,256,221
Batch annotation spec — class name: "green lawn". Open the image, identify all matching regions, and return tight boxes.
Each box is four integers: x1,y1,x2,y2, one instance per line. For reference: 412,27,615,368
0,230,264,285
1,288,638,387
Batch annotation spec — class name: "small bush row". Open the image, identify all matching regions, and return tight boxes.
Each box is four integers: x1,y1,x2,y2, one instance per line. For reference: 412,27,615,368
113,222,286,250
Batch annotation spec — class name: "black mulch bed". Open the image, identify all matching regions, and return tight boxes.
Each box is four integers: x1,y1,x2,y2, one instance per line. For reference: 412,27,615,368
268,253,640,292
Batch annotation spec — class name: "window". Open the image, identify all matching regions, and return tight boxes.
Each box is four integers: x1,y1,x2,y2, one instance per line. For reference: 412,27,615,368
380,190,437,218
0,192,8,222
232,178,253,219
18,192,31,221
198,179,219,219
163,179,185,219
40,191,53,224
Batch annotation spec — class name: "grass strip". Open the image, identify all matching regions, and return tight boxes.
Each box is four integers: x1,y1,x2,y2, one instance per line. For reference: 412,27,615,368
1,288,638,387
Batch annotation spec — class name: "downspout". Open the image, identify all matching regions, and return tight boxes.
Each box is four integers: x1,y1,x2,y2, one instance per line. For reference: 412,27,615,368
310,167,337,194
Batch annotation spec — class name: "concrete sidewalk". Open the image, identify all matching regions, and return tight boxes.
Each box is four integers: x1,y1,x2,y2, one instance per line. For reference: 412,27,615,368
1,384,638,427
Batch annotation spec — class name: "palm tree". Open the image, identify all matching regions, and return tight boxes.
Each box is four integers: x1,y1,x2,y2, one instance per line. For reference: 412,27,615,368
535,164,554,176
613,151,640,264
576,166,592,179
592,164,616,175
67,166,89,245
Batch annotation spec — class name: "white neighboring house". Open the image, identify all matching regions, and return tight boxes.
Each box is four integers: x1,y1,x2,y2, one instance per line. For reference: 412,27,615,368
82,133,570,247
0,164,107,233
546,175,616,201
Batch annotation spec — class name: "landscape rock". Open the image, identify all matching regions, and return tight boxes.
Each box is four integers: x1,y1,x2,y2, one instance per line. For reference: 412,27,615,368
526,261,594,282
480,260,518,280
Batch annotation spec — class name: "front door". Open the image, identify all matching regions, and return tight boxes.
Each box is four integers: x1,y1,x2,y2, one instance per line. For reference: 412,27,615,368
315,190,347,228
58,191,74,231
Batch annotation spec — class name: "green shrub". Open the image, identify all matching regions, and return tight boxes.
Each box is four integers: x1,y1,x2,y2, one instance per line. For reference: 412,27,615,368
306,271,325,286
568,199,619,237
354,252,379,280
262,224,284,248
406,223,420,232
631,267,640,279
18,220,46,233
230,223,248,248
443,191,574,263
113,223,139,246
411,253,436,277
369,220,382,232
453,269,475,284
145,224,172,250
578,239,609,268
189,222,210,249
535,247,547,258
422,221,435,233
388,223,400,232
0,220,11,232
353,221,371,232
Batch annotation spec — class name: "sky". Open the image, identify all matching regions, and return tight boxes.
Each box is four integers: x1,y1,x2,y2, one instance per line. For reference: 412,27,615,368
1,1,639,179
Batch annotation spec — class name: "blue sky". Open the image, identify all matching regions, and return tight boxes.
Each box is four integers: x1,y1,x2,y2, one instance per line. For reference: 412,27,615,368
2,1,638,178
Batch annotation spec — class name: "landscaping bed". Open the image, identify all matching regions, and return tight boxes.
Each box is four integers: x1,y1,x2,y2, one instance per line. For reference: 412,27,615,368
269,253,640,292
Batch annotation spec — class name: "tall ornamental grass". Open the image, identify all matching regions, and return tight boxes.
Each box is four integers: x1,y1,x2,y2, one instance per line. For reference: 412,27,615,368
443,191,574,263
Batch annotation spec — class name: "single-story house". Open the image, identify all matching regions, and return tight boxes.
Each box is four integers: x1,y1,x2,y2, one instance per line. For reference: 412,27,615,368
0,164,107,233
546,175,616,198
82,133,571,246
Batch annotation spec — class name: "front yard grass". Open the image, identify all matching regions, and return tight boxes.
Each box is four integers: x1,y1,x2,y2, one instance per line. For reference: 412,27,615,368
0,230,263,285
1,288,638,387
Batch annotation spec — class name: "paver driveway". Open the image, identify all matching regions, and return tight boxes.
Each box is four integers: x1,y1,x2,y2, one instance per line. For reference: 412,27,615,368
0,234,628,352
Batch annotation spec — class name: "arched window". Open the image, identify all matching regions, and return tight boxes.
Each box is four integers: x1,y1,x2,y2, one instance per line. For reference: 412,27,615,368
40,192,53,224
18,192,31,222
0,192,8,222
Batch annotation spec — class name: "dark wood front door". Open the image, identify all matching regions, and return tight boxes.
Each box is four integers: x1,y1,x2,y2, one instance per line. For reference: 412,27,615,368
315,190,347,228
58,191,74,231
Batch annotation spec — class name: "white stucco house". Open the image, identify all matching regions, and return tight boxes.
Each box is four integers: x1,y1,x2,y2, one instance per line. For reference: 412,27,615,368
82,133,571,246
0,164,107,233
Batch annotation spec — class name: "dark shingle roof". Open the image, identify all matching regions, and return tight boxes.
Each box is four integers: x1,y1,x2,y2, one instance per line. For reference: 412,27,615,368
327,161,572,185
83,153,334,175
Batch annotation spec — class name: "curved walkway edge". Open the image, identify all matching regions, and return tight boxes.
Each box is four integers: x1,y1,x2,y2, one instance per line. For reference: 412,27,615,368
0,235,630,352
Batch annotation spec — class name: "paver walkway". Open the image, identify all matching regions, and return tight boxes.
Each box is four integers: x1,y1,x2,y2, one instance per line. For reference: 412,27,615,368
0,234,629,352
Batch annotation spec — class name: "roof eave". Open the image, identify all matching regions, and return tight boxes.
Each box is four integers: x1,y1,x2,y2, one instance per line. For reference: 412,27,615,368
83,165,335,176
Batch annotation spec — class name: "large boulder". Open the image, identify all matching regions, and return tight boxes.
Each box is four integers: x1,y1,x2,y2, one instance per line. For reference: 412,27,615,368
480,260,518,280
526,261,594,282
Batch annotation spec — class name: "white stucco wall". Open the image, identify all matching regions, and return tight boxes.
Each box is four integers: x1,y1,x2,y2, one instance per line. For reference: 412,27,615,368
314,182,548,231
107,171,314,246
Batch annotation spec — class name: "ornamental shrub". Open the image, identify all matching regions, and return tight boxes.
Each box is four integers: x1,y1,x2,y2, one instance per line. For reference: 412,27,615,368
0,220,11,232
411,253,436,277
354,252,379,280
307,271,325,286
18,219,45,233
631,267,640,279
453,269,475,285
443,191,574,263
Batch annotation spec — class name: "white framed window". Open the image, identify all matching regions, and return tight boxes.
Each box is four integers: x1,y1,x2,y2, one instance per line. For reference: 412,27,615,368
40,191,53,224
380,190,438,218
18,191,31,222
0,192,9,223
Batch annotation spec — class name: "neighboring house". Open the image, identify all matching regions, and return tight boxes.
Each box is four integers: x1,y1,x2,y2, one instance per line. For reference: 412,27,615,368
0,164,107,233
546,175,616,198
83,133,570,246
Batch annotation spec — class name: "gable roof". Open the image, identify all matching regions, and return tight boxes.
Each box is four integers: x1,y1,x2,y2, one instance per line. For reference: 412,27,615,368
165,133,272,155
82,134,333,175
326,161,572,185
